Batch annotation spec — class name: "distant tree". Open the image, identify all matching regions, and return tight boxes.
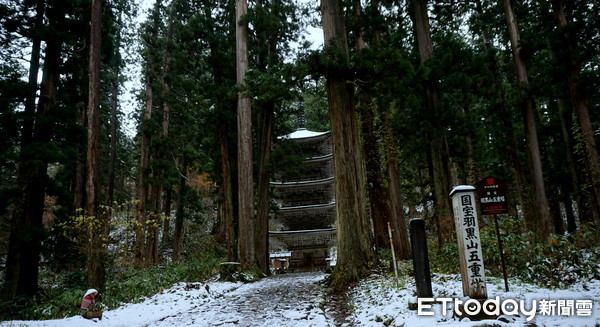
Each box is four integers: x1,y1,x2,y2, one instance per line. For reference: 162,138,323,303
502,0,552,239
550,0,600,224
410,0,453,247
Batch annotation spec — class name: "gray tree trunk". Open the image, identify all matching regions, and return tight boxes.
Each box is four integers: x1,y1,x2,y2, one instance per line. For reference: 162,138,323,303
503,0,552,239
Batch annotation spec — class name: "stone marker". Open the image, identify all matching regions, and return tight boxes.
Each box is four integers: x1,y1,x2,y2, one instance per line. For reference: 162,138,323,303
409,219,433,298
449,185,487,299
219,262,241,282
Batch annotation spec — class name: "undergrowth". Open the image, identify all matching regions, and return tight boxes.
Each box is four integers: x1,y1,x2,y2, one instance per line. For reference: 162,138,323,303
429,216,599,288
0,243,223,321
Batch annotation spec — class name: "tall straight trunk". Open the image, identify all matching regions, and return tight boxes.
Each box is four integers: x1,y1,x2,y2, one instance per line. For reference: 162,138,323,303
220,125,236,261
5,7,61,295
205,11,237,261
254,0,280,275
384,115,411,259
503,0,552,239
353,0,388,253
321,0,374,289
236,0,255,270
411,0,453,246
107,77,118,206
552,0,600,223
556,97,584,225
255,101,273,274
474,0,530,221
372,0,410,259
6,0,45,295
136,77,153,267
107,24,122,208
146,9,174,266
545,33,585,228
162,188,172,245
20,0,44,151
86,0,107,289
172,161,187,262
360,101,390,253
146,181,160,265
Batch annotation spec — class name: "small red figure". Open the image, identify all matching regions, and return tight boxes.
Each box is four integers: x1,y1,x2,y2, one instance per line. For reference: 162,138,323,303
80,288,98,318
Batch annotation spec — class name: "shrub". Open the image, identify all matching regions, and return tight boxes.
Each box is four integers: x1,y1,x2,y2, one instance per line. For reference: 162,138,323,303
429,216,599,288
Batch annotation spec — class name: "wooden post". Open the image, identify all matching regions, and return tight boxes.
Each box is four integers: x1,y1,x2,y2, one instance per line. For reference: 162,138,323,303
450,186,487,299
493,213,509,292
387,222,398,280
409,219,433,298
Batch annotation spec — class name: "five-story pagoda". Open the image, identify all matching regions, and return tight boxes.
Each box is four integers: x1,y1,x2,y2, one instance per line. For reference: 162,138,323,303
269,126,337,271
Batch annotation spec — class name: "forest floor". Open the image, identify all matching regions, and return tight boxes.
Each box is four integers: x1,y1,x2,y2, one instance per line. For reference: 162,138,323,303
1,271,598,326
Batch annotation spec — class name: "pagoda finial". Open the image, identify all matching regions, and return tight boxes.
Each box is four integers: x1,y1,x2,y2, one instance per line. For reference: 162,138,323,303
298,103,306,129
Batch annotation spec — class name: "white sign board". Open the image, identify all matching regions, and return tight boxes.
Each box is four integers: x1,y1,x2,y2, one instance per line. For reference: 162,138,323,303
450,185,487,299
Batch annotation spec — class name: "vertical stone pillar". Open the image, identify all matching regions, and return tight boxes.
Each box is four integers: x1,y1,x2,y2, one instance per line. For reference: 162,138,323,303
409,219,433,297
449,186,487,299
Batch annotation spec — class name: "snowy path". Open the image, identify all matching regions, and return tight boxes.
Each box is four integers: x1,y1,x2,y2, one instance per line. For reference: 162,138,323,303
3,271,597,326
1,272,337,327
150,272,332,327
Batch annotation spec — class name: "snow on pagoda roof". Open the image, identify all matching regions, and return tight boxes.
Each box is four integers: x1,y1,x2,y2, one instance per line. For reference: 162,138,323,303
270,176,334,187
277,202,336,212
269,228,336,235
278,128,330,140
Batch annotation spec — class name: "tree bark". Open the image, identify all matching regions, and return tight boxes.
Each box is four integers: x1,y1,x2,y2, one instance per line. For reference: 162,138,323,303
86,0,107,289
107,19,122,209
220,124,237,262
552,0,600,223
136,74,153,267
172,161,187,262
321,0,374,289
205,10,237,262
384,115,411,259
236,0,255,270
5,1,60,295
474,0,531,223
411,0,453,247
360,101,390,253
255,100,273,274
503,0,552,239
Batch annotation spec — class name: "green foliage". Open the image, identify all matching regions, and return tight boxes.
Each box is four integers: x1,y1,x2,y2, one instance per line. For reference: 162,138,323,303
429,216,600,288
0,237,223,321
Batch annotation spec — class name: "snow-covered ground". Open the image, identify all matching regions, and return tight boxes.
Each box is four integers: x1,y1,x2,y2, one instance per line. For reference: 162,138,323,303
1,272,598,326
349,272,599,327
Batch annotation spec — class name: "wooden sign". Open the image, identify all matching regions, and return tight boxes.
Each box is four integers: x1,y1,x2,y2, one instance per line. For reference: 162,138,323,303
450,185,487,299
475,176,508,215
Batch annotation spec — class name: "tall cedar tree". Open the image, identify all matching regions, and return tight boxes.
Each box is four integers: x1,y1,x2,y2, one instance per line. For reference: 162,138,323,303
353,0,410,259
321,0,375,289
86,0,107,288
236,0,256,270
4,0,61,296
503,0,552,239
410,0,453,247
551,0,600,223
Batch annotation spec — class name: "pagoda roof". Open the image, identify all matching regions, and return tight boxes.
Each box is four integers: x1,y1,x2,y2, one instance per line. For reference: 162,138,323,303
269,228,336,235
270,176,334,188
276,202,335,212
278,128,330,141
268,228,337,249
305,153,333,162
